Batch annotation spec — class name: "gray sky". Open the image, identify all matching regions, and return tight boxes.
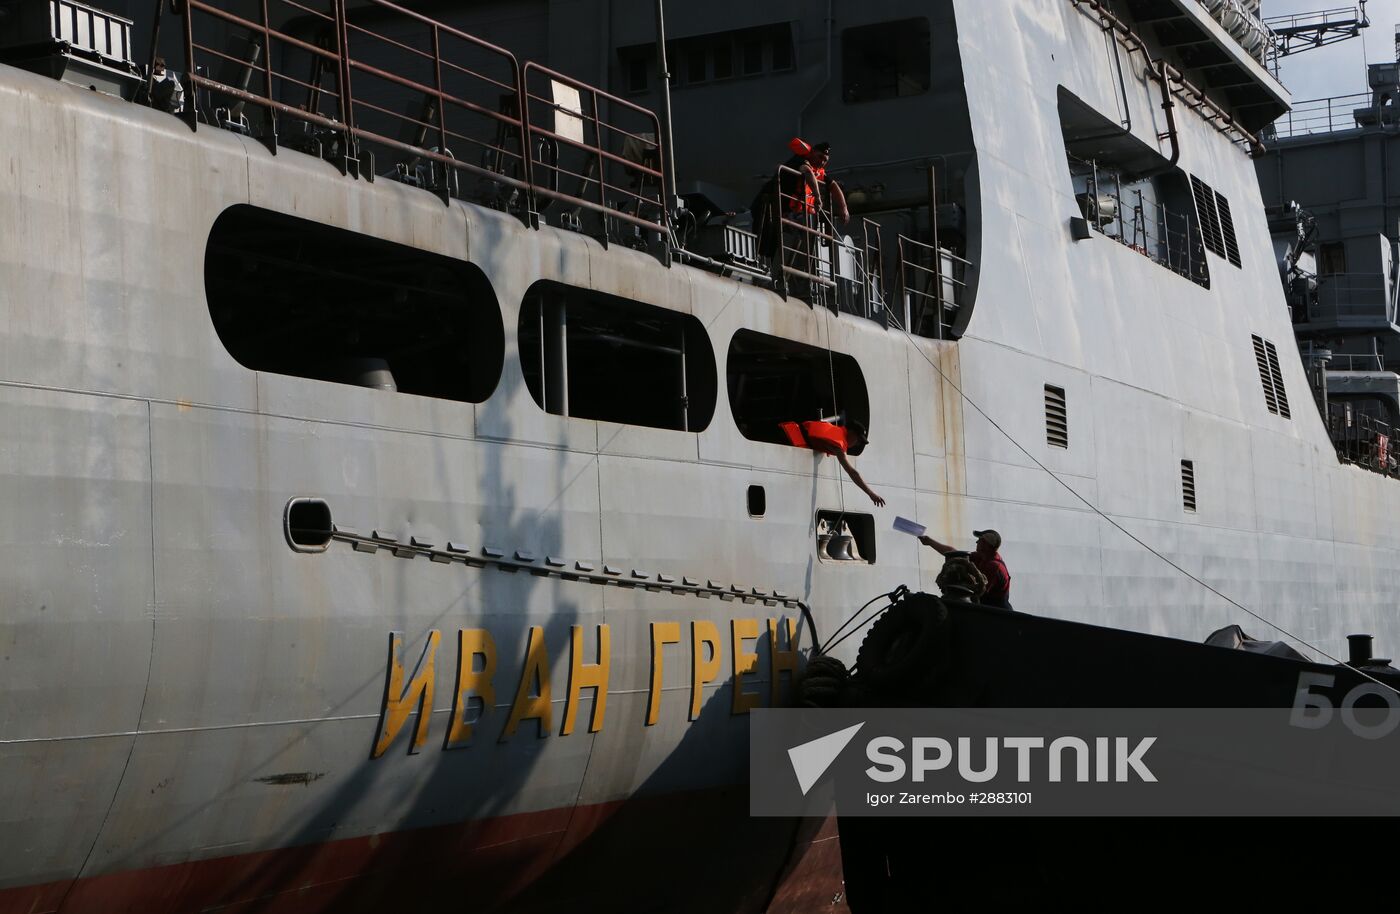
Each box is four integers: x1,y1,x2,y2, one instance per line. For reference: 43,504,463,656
1267,0,1400,99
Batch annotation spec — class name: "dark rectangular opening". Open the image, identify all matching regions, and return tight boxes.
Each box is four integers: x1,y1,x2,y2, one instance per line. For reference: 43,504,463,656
727,329,870,448
842,18,930,103
816,510,875,564
519,282,717,432
748,485,766,517
205,205,504,402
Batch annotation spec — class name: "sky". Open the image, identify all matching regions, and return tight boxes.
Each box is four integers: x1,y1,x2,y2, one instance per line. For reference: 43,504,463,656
1266,0,1400,99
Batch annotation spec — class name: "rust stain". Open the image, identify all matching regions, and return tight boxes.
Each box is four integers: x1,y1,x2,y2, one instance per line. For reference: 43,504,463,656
253,772,326,787
176,398,193,412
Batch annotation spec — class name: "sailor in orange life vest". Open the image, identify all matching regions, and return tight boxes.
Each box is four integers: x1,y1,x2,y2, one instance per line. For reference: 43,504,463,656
779,418,885,507
751,138,850,260
919,530,1013,610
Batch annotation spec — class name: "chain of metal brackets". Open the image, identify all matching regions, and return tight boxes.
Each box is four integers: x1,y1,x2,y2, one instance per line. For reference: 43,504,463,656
328,527,801,608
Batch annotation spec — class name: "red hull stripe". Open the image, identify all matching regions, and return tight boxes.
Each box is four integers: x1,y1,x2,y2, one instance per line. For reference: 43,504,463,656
0,791,846,914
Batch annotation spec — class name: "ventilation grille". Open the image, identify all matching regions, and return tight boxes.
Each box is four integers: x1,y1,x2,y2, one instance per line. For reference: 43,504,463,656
1251,334,1291,419
1181,460,1196,513
1214,191,1241,267
1190,176,1240,268
1191,176,1224,259
1045,384,1068,449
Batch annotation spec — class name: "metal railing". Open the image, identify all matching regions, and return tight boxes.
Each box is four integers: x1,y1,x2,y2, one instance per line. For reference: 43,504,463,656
521,62,668,237
1311,272,1394,323
897,235,970,340
1327,401,1400,477
772,163,840,300
1075,173,1209,287
170,0,668,245
1327,352,1385,371
764,167,962,334
1269,92,1371,138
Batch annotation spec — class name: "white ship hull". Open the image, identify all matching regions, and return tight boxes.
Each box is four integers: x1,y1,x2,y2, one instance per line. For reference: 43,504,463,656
0,0,1387,910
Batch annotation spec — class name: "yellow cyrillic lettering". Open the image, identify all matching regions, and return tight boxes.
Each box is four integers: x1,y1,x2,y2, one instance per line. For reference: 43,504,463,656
769,617,799,706
372,630,441,758
647,621,682,726
691,620,722,720
562,624,611,735
731,618,762,714
446,629,497,748
503,626,552,740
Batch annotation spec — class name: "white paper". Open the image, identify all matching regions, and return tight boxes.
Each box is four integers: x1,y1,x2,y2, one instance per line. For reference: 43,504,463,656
892,516,926,537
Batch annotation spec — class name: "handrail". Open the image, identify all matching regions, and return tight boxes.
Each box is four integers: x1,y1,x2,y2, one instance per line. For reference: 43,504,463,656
897,234,970,340
521,61,669,239
167,0,976,320
772,163,841,298
1270,92,1371,138
173,0,676,247
1327,401,1399,477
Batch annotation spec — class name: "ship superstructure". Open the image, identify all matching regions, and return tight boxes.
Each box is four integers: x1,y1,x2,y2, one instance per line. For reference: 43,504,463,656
0,1,1388,911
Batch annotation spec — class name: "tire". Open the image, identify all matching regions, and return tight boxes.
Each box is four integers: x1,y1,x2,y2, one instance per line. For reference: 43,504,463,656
797,679,842,707
804,655,850,684
855,594,948,695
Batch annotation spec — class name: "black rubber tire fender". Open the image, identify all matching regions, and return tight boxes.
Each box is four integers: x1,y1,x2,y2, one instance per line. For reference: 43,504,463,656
855,594,948,694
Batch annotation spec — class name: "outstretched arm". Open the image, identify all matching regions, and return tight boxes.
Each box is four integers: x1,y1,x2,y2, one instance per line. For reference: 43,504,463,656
836,451,885,507
918,535,954,555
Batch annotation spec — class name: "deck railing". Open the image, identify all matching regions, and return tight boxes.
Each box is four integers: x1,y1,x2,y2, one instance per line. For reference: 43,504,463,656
1328,402,1400,477
897,235,971,340
1269,92,1371,138
161,0,967,331
1073,162,1209,287
170,0,667,244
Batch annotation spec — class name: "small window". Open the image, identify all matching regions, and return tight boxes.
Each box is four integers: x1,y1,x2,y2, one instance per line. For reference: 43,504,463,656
747,485,766,517
771,34,793,71
205,205,504,402
1251,334,1291,419
1319,241,1346,275
1181,460,1196,512
626,56,648,94
842,18,930,103
727,330,870,448
742,38,763,75
713,43,733,80
686,50,707,84
519,282,717,432
1045,385,1068,449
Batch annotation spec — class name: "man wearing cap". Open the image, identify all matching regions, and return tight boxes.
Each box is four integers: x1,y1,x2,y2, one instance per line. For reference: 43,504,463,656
750,138,850,261
918,530,1012,609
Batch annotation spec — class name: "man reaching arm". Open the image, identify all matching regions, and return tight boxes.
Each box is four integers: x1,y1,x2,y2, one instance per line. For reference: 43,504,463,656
919,529,1012,609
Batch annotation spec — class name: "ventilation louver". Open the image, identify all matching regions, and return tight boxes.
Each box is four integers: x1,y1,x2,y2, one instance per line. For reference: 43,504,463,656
1251,334,1291,419
1191,176,1224,259
1181,460,1196,512
1215,191,1241,267
1045,384,1068,449
1191,176,1241,268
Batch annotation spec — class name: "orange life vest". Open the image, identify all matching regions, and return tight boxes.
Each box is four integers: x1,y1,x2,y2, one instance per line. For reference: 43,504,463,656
788,164,825,215
779,420,847,453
